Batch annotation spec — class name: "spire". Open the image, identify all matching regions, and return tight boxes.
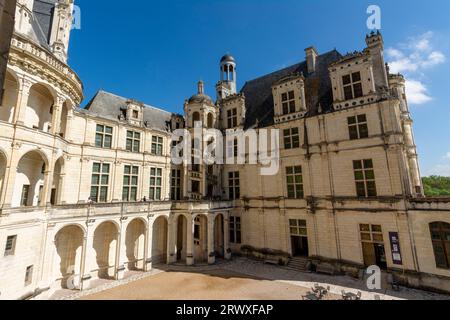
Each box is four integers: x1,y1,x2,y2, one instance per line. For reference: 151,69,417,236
198,80,204,95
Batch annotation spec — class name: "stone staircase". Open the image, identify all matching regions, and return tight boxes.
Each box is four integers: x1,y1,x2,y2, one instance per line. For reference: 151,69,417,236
285,257,309,272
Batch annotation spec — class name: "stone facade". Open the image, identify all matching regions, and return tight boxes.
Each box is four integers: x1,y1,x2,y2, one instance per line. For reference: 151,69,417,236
0,0,16,100
1,1,450,300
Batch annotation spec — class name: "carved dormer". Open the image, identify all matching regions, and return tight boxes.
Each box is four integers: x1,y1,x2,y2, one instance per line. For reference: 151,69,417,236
272,73,307,124
123,99,144,126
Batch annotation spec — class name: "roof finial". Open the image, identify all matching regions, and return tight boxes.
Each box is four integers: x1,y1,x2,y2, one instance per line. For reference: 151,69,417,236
198,80,204,95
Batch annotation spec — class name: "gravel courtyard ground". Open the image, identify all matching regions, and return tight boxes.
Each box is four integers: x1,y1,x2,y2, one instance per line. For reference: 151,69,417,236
82,269,338,300
46,258,450,300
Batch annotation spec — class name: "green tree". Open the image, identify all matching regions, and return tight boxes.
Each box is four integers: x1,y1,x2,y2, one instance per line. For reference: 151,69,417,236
422,176,450,197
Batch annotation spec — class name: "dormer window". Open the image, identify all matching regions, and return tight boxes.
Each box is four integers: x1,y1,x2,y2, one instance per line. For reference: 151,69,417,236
227,108,238,128
282,91,296,115
343,72,363,100
132,110,139,119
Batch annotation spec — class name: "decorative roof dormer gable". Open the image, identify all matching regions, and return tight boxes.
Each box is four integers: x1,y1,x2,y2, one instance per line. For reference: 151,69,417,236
329,50,378,111
272,73,307,124
121,99,144,126
218,93,246,130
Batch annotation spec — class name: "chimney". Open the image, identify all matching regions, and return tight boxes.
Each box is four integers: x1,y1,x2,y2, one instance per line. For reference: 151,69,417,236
305,47,318,74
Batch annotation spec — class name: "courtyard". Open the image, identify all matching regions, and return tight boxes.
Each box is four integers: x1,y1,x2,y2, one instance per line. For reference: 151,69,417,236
45,258,450,301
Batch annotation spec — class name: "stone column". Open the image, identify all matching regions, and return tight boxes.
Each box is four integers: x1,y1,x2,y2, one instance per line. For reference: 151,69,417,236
186,215,194,266
80,222,96,290
51,96,64,136
207,215,215,265
40,169,52,207
224,215,231,260
116,219,127,280
13,77,32,125
167,216,176,264
144,219,153,271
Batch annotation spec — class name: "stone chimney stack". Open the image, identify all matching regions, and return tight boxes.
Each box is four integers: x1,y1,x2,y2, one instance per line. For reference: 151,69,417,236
305,47,318,74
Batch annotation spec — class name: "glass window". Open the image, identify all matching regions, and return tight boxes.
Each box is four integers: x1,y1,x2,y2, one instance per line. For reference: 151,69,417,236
342,72,363,100
281,90,296,115
149,168,163,201
122,165,139,202
227,108,238,128
286,166,304,199
228,171,240,200
4,235,17,256
151,136,164,156
95,124,113,148
353,159,377,197
230,216,242,244
348,114,369,140
284,128,300,149
126,131,141,153
171,169,182,201
430,222,450,269
90,163,110,202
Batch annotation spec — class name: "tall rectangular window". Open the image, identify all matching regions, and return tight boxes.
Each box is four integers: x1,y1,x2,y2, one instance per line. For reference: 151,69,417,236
95,124,113,148
24,265,33,286
348,115,369,140
228,171,240,200
126,131,141,153
4,235,17,256
282,91,296,115
354,159,377,197
227,138,238,159
227,108,238,128
20,185,30,207
151,136,164,156
149,168,162,200
286,166,304,199
343,72,363,100
230,216,242,244
122,165,139,202
171,169,182,201
90,163,110,202
284,128,300,149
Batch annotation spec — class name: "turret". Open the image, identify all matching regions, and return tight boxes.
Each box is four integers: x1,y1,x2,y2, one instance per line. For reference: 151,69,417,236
49,0,75,62
365,31,389,90
216,54,237,100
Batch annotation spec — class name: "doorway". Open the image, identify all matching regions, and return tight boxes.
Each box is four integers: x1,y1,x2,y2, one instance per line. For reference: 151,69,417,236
291,236,309,257
360,224,387,270
289,219,309,257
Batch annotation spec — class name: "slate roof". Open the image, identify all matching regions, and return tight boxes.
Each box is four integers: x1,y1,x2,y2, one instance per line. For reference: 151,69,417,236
240,50,342,129
82,90,173,132
13,0,57,50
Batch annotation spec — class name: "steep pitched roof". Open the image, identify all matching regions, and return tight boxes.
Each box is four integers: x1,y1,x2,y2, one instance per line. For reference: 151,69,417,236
241,50,342,129
82,90,173,132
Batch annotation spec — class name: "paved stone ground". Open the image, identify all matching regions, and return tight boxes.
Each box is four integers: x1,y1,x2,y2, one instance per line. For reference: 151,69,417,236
43,258,450,300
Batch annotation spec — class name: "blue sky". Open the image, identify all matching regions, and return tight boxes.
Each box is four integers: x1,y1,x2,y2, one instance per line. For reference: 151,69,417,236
69,0,450,177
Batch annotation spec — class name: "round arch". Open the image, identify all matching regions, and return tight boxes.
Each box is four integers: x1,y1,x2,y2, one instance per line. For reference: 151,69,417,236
152,216,168,264
93,221,119,279
125,218,147,270
54,225,85,289
25,83,56,132
0,70,19,123
13,149,50,207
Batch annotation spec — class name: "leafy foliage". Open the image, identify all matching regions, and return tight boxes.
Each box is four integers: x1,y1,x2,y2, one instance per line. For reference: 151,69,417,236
423,176,450,197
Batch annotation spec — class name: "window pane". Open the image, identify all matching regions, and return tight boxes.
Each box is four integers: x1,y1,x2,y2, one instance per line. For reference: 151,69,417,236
342,75,351,85
102,164,110,173
352,72,361,82
359,124,369,138
104,135,112,148
348,116,356,125
344,85,353,100
357,114,367,122
91,174,100,185
93,163,101,173
353,83,363,98
105,126,113,134
349,126,359,140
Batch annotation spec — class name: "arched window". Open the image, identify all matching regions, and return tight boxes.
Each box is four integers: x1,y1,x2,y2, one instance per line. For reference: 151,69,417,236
192,112,201,127
207,113,214,128
430,222,450,269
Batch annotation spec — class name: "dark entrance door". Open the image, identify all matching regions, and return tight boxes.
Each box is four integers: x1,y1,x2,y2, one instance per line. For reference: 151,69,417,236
374,244,387,270
291,236,309,257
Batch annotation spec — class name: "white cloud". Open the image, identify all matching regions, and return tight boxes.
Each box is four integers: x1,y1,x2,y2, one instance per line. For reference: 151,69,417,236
428,164,450,176
386,32,446,105
445,152,450,159
405,80,432,104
